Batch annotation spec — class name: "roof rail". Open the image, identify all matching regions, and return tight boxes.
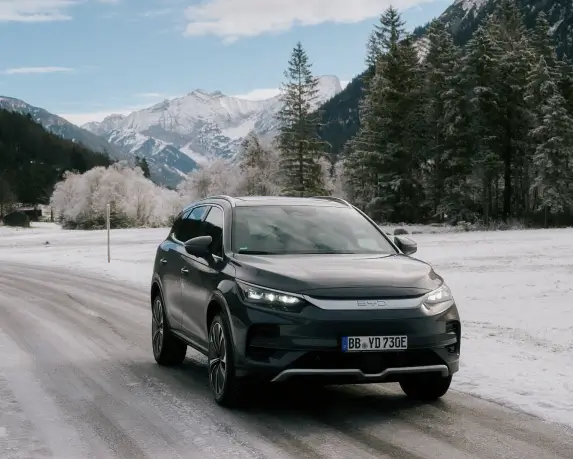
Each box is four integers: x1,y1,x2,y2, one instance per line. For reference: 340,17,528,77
200,195,235,205
312,196,353,207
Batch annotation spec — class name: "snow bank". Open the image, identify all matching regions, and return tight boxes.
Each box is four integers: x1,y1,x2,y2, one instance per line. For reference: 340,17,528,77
0,223,572,428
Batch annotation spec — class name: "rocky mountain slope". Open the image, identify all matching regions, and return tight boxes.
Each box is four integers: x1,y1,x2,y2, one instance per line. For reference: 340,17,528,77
82,75,343,186
318,0,573,160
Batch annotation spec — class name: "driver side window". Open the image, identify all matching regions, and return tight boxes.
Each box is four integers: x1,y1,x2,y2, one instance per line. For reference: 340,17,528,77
174,206,207,242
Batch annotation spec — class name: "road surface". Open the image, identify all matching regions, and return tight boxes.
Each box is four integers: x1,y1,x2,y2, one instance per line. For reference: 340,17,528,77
0,262,572,459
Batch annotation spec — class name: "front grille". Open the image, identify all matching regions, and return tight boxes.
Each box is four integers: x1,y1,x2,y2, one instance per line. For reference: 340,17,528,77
288,349,443,374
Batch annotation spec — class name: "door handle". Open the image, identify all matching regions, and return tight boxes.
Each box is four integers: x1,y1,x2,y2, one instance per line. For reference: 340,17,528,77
160,258,167,264
181,267,189,274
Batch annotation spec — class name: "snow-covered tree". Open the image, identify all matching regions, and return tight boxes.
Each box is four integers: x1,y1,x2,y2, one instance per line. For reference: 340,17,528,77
346,6,409,212
525,56,573,223
236,133,280,196
420,19,459,217
275,41,327,196
177,158,241,201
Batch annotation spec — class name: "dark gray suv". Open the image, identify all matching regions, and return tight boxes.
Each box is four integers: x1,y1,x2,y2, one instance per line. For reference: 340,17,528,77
150,196,461,407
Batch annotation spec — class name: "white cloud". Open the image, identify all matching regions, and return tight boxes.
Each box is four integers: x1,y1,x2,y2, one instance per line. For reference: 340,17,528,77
233,87,281,100
0,0,119,22
4,66,74,75
233,79,349,100
0,0,77,22
135,92,168,98
183,0,434,41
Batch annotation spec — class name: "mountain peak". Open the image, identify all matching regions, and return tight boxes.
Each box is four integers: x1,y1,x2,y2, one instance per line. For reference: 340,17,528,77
81,75,343,186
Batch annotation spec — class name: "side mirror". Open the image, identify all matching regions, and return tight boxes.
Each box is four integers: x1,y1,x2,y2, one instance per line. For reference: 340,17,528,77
394,235,417,255
184,235,212,257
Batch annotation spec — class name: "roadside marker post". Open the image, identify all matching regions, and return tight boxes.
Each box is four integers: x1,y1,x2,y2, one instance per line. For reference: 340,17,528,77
106,203,111,263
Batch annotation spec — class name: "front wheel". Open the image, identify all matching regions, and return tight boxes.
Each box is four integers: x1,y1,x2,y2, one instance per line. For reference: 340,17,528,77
208,314,244,407
399,372,452,401
151,295,187,366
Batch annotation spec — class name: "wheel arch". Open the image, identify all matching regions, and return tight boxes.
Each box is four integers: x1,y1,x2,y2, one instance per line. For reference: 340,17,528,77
150,277,164,308
206,291,236,345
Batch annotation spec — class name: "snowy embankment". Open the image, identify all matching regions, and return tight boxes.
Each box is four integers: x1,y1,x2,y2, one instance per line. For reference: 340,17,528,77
1,222,572,428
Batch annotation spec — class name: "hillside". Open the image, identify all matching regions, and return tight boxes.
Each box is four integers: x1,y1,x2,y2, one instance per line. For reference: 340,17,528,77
0,109,112,207
318,0,573,159
0,96,123,160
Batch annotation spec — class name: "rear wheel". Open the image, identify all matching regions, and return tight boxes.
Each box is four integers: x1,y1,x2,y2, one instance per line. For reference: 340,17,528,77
152,294,187,366
208,313,244,407
399,372,452,401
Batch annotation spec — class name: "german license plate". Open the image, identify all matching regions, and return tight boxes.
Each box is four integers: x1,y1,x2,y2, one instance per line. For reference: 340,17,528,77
342,336,407,352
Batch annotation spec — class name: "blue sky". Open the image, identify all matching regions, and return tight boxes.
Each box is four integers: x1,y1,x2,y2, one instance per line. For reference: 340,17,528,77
0,0,451,126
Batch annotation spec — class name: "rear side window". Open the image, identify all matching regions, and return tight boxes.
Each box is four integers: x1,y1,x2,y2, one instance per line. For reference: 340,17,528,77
202,206,224,257
174,206,207,242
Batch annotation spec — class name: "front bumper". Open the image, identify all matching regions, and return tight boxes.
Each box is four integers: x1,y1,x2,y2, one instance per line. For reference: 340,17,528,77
225,292,461,383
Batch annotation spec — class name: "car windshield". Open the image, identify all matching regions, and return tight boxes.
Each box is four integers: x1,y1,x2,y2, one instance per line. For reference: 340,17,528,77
232,205,397,255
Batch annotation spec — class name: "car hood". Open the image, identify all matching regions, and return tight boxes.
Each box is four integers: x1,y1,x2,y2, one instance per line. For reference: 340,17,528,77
233,253,442,298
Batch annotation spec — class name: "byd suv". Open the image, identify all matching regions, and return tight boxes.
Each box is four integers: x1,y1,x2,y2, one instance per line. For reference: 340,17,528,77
150,196,461,407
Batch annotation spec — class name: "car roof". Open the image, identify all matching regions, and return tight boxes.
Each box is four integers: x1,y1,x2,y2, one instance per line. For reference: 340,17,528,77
233,196,348,207
181,196,351,213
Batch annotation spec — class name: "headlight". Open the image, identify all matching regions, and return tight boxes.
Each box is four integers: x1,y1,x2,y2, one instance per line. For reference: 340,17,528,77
236,280,304,312
423,284,454,309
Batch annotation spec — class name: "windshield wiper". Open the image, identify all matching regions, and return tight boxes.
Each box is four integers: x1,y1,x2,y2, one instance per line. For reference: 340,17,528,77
237,249,279,255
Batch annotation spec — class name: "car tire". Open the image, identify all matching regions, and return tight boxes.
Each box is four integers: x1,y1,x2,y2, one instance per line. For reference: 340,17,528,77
151,294,187,366
208,313,244,407
399,372,452,401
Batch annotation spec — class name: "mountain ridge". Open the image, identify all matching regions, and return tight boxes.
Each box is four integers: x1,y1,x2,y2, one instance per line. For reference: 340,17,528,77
81,75,343,186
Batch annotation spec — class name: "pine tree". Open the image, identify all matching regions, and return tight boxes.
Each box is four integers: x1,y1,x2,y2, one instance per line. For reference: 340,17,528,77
525,56,573,225
135,156,151,179
364,6,406,70
531,12,557,68
275,42,327,196
461,22,503,223
420,20,460,219
346,7,415,218
489,0,536,220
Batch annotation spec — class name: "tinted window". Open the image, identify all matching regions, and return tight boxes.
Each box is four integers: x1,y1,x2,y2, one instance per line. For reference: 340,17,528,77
202,206,224,257
175,206,207,241
232,205,396,255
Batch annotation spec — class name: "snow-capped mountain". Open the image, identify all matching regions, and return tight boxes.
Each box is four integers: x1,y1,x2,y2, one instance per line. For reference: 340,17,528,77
0,96,123,160
83,75,343,185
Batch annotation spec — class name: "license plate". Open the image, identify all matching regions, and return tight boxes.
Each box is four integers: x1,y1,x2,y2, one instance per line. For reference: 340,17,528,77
342,336,407,352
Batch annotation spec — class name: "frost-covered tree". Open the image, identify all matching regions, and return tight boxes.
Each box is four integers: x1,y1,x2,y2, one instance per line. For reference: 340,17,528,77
50,163,182,229
177,158,241,201
236,133,280,196
275,41,327,196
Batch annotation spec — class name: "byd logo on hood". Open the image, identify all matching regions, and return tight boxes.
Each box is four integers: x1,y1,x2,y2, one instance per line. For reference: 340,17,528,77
357,299,387,307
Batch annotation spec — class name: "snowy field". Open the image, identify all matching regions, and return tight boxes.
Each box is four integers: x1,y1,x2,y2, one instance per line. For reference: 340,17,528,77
1,222,572,429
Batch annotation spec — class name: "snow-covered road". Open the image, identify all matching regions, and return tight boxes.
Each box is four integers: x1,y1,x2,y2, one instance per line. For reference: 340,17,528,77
1,222,573,457
0,261,572,459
